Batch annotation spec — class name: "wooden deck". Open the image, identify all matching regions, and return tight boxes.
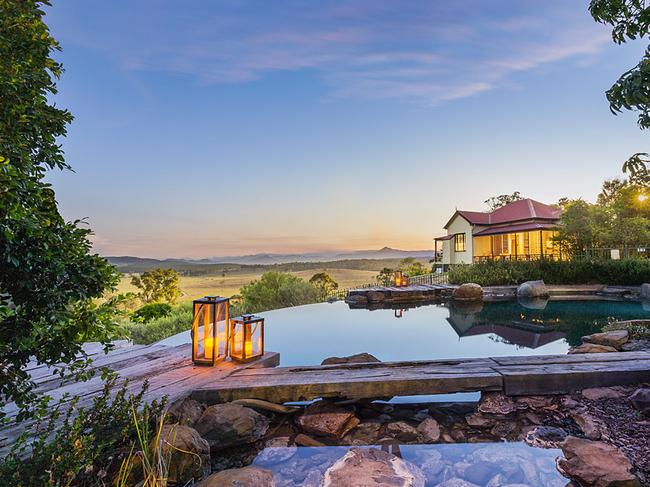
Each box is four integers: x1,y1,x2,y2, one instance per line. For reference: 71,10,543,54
0,342,279,455
191,351,650,404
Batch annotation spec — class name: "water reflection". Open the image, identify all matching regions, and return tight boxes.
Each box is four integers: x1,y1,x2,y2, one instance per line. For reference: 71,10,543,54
160,299,650,366
252,442,567,487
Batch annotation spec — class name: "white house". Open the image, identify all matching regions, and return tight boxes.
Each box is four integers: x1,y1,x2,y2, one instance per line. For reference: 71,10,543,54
434,198,562,268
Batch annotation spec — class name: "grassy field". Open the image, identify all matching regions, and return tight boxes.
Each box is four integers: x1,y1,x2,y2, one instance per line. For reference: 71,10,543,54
117,267,381,302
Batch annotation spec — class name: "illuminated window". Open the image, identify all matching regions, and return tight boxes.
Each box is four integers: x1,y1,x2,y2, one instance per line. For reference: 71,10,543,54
454,233,466,252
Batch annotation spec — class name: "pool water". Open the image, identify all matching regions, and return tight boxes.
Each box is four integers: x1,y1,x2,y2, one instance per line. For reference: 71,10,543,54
251,442,567,487
160,299,650,366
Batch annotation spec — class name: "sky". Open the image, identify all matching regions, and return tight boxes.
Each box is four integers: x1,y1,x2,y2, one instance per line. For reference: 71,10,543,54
45,0,649,258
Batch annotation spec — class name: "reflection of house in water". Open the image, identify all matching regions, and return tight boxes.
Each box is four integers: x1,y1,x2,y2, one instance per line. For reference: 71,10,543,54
446,303,566,349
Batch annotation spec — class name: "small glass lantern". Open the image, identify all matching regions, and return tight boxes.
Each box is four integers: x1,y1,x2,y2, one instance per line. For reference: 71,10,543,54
229,314,264,362
394,308,404,318
191,296,229,366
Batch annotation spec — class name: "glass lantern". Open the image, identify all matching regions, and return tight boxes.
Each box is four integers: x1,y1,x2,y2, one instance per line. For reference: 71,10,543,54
394,270,408,287
229,314,264,363
191,296,229,366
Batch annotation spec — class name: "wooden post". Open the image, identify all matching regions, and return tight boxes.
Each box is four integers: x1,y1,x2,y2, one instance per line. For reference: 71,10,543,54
539,230,543,259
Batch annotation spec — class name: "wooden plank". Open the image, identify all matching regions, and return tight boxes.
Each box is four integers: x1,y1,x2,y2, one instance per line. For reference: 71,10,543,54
191,358,503,404
492,351,650,366
498,358,650,395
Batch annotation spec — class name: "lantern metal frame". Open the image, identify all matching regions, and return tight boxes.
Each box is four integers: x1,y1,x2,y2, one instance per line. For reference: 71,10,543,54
229,314,265,363
394,270,408,287
191,296,230,366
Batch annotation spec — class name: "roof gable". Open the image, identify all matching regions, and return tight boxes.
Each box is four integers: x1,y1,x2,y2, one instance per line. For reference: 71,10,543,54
444,199,561,229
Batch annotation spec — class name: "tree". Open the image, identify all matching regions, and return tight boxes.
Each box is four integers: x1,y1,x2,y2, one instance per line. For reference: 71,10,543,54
589,1,650,182
398,257,428,276
130,268,182,304
484,192,523,211
309,272,339,296
0,0,119,417
240,272,320,313
376,267,394,285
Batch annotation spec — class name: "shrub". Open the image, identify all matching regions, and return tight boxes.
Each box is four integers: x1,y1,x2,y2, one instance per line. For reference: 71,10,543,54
124,303,192,345
240,271,321,313
448,258,650,286
131,303,173,323
0,375,166,487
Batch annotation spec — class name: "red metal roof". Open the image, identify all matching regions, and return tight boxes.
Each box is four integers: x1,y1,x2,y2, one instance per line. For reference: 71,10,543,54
472,221,558,237
445,199,561,229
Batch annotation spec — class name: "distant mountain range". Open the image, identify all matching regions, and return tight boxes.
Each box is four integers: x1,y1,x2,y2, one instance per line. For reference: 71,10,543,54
107,247,432,267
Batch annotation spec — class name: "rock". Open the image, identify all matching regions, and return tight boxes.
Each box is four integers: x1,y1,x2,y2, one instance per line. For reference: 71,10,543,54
463,461,500,485
343,421,382,445
418,450,443,481
561,396,581,409
641,283,650,301
490,420,518,437
366,291,385,303
515,395,556,410
524,426,567,448
294,433,326,447
570,410,602,440
436,479,480,487
166,397,204,426
569,343,618,354
321,352,380,365
194,403,270,449
516,280,549,299
346,294,368,306
582,330,629,350
417,417,441,443
155,424,210,485
478,392,525,415
621,339,650,351
465,412,495,428
558,436,640,487
322,447,425,487
296,401,359,439
452,283,483,302
196,466,275,487
385,421,420,442
581,387,625,401
629,387,650,417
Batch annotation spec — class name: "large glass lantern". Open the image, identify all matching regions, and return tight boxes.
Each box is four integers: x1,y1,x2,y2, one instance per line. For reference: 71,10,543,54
191,296,229,366
394,270,408,287
229,314,264,363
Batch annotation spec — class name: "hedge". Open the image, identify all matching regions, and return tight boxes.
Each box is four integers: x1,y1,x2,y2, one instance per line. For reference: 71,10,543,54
447,258,650,286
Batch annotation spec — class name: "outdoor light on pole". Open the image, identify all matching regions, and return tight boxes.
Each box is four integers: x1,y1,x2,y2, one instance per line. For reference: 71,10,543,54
229,314,265,363
191,296,229,366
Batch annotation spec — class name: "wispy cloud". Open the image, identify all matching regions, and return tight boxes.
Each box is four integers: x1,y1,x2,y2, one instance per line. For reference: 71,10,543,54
52,0,610,105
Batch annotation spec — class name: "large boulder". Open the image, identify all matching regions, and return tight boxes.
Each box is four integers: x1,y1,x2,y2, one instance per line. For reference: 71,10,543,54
416,417,441,443
196,466,275,487
478,392,525,416
321,352,380,365
384,421,420,442
582,330,629,350
322,447,425,487
295,400,359,439
155,424,210,485
558,436,640,487
166,397,204,426
452,283,483,302
629,387,650,417
194,403,270,449
516,280,549,299
568,343,618,354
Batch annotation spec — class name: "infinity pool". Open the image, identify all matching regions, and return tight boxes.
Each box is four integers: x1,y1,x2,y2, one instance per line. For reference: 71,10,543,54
161,299,649,366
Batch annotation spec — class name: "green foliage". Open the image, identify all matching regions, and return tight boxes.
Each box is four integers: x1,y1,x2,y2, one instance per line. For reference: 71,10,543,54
484,191,523,211
589,1,650,177
604,319,650,339
131,303,173,323
309,272,339,296
448,258,650,286
123,303,192,345
0,0,119,416
130,268,182,304
0,374,166,487
398,257,428,276
376,267,394,285
239,271,321,313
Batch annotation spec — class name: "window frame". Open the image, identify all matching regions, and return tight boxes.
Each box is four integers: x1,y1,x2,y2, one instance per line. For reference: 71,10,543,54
454,233,466,252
